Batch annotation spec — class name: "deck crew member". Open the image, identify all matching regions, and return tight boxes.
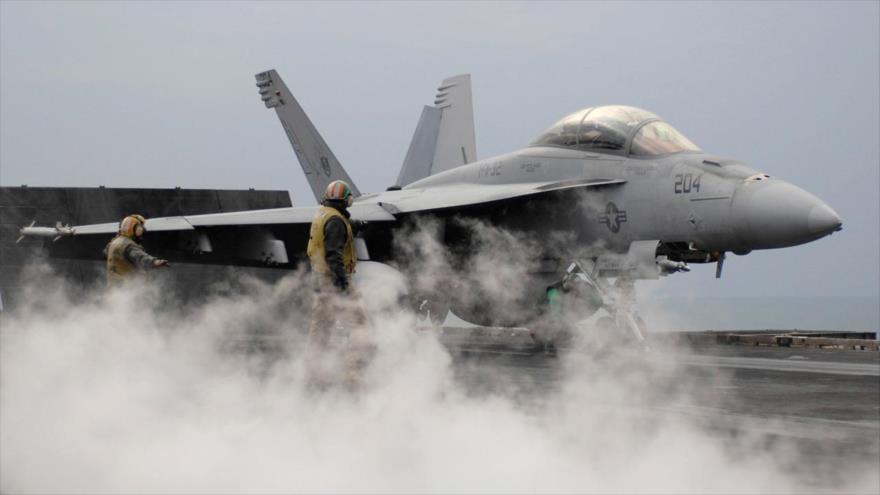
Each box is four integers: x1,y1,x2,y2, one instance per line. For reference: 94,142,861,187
305,180,368,388
104,214,168,285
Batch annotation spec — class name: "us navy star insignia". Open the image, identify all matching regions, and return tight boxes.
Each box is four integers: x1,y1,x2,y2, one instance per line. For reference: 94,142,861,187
599,202,628,233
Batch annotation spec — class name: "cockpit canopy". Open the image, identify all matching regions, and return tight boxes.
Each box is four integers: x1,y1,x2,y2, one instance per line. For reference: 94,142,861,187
529,105,700,156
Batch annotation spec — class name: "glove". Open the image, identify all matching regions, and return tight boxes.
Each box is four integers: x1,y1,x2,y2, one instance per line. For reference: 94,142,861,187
351,220,367,235
333,276,348,292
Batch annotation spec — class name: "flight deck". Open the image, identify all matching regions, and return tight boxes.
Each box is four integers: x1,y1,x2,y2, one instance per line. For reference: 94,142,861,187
438,330,880,490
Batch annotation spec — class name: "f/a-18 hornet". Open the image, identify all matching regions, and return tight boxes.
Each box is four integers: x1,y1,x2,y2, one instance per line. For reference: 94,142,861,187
22,70,843,342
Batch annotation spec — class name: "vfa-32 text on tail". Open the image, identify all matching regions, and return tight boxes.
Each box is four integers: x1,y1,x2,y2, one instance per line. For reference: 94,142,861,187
23,69,842,342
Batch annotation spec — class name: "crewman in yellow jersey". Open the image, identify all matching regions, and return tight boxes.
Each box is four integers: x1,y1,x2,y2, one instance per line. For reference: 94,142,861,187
103,214,168,285
307,180,357,294
305,180,368,388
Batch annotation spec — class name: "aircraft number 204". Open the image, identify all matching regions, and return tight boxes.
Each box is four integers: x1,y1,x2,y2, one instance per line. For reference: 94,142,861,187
674,173,702,194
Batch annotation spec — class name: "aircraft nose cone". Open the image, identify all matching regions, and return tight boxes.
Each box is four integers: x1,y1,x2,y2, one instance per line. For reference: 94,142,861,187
732,179,843,249
807,203,843,235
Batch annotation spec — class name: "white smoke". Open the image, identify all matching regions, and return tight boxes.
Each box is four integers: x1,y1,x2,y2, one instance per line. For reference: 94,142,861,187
1,237,877,493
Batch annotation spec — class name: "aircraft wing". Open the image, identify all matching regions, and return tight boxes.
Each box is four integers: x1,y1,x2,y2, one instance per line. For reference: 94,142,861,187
26,204,396,268
22,179,620,267
376,178,626,214
67,204,395,236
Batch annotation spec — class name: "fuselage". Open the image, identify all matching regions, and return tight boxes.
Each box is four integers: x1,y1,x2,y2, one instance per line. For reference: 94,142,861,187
353,105,844,326
397,146,842,258
383,101,842,262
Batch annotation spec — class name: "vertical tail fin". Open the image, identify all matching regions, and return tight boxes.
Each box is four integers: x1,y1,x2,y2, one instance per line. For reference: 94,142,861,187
396,74,477,187
256,69,361,202
396,106,442,187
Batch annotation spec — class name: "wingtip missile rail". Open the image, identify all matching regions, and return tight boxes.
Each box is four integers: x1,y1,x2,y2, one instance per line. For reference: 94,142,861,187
17,221,75,243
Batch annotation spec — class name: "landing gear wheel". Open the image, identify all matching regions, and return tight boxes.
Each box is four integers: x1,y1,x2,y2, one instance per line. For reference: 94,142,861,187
595,316,616,333
634,315,647,334
584,315,621,357
427,300,449,326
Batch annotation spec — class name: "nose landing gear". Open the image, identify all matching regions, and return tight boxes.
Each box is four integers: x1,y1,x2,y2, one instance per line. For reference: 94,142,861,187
549,259,666,351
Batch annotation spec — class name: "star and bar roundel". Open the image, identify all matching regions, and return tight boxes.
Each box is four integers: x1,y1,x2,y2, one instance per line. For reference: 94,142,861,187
598,201,628,233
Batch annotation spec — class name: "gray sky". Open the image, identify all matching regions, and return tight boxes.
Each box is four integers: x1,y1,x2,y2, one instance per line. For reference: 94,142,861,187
1,1,878,306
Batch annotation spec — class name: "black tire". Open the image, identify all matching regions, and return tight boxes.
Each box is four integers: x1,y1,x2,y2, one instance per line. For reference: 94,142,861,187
427,300,449,326
595,316,617,333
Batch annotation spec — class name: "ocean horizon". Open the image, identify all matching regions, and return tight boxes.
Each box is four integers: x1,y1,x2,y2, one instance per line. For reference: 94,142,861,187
638,295,879,333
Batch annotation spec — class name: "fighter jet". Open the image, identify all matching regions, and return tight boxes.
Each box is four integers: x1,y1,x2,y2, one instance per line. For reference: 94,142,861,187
21,69,842,341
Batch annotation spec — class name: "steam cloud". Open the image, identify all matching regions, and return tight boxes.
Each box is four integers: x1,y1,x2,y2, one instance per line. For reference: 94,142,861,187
2,226,877,494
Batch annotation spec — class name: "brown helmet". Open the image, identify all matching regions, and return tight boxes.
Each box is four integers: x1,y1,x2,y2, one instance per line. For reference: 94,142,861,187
118,214,146,239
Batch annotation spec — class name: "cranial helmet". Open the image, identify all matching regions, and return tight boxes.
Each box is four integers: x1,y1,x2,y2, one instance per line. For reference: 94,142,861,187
119,214,146,239
322,180,354,207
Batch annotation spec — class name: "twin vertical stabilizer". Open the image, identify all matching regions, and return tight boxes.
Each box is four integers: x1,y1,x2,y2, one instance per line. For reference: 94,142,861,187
396,74,477,187
256,69,477,195
256,69,361,202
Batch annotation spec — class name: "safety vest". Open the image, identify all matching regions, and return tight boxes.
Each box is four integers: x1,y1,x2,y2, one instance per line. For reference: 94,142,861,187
307,206,356,275
106,235,142,284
